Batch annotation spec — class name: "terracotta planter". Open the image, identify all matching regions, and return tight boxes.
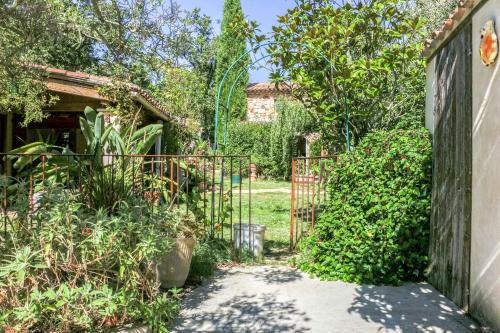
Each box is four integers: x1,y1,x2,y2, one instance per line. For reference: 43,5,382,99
157,238,196,288
249,163,258,181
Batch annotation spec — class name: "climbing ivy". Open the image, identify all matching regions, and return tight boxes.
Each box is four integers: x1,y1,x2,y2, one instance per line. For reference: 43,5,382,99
297,128,432,284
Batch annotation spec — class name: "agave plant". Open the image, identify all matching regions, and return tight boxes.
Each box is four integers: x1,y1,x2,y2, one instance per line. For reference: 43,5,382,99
79,106,163,157
6,107,165,211
77,107,164,210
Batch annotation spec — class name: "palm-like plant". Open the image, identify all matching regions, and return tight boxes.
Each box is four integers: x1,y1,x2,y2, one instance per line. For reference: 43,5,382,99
78,107,164,210
6,107,165,211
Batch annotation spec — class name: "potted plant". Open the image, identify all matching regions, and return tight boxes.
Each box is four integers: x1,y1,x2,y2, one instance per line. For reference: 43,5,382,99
156,210,205,288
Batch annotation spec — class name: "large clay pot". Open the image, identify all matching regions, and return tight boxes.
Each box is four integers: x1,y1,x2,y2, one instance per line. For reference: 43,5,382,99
157,238,196,288
249,163,258,181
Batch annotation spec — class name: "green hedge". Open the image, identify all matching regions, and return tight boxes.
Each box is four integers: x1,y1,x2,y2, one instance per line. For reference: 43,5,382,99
224,121,274,176
298,128,432,284
225,98,315,179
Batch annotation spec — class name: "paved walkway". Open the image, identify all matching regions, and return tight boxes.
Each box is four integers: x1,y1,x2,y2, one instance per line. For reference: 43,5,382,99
171,266,480,333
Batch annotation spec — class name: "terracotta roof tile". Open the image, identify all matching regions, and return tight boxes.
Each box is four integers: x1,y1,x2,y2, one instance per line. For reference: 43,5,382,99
247,82,291,93
38,66,180,124
422,0,485,59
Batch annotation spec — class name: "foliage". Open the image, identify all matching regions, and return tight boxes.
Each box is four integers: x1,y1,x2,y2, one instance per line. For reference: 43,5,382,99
0,188,181,332
411,0,460,36
0,0,89,126
187,239,236,284
152,9,217,140
268,0,426,148
79,107,163,157
224,121,273,176
225,98,316,179
8,107,164,211
187,238,260,285
297,128,432,284
0,0,216,132
162,121,183,155
215,0,250,121
270,98,316,179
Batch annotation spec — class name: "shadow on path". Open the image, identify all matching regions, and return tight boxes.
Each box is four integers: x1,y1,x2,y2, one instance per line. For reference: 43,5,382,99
174,292,310,332
171,266,481,333
348,283,481,332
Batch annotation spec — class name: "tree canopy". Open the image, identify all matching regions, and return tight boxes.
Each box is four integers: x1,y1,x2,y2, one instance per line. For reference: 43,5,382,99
268,0,425,150
215,0,250,122
0,0,216,130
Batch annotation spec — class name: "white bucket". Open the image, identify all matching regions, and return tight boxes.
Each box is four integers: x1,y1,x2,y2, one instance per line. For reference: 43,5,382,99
233,224,266,257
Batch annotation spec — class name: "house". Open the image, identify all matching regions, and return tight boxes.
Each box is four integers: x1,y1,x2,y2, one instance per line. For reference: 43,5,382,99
1,67,181,159
423,0,500,330
246,82,320,157
246,82,290,123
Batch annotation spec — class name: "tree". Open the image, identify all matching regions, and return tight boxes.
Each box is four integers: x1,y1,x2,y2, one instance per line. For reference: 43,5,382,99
411,0,460,36
152,9,217,141
0,0,96,126
215,0,250,123
0,0,218,132
269,0,425,150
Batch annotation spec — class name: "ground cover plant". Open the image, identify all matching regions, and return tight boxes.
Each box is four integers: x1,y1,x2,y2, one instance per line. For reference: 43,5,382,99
0,188,183,332
297,128,432,284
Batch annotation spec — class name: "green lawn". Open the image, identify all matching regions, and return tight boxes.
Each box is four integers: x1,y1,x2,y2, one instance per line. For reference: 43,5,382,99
241,179,290,190
189,178,293,258
224,179,292,257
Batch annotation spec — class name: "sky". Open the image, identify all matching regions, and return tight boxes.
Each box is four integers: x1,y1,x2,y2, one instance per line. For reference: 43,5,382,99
179,0,296,82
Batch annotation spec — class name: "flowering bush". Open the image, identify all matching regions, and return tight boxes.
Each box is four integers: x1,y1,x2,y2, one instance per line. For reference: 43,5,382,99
298,128,432,284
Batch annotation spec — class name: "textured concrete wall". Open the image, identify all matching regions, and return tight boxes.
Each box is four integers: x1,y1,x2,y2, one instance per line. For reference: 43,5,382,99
247,94,277,123
471,1,500,330
425,57,436,135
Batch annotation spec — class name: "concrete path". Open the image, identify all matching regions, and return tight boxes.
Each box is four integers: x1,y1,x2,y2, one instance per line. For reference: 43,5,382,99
171,265,480,333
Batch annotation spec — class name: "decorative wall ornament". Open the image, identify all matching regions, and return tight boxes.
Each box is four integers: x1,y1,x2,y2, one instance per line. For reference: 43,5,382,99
480,19,499,66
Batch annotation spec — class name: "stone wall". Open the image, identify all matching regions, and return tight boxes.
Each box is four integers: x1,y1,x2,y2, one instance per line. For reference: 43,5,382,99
246,93,277,123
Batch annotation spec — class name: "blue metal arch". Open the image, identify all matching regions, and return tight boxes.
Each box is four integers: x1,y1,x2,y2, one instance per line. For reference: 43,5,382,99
213,41,351,153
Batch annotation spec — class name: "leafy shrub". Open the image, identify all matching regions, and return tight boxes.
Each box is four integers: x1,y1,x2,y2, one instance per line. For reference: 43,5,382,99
225,98,316,179
187,239,260,285
298,128,432,284
225,121,273,176
0,188,181,332
269,98,315,179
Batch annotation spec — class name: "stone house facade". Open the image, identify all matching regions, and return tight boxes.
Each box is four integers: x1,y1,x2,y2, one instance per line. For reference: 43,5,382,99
246,83,321,157
246,83,290,123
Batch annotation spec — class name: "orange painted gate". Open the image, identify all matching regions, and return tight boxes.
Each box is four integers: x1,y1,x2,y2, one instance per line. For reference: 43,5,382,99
289,156,335,250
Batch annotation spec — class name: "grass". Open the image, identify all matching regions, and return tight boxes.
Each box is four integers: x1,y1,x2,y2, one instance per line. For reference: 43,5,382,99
177,177,293,259
233,192,290,243
240,179,290,190
223,179,292,258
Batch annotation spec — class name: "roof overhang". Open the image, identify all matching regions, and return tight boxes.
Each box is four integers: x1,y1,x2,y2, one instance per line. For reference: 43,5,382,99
422,0,487,62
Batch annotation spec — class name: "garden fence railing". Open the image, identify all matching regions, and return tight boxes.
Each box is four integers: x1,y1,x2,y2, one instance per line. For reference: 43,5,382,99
0,153,252,249
290,156,335,250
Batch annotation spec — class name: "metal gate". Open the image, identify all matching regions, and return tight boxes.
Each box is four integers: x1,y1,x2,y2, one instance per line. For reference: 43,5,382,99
1,153,252,246
289,156,334,250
